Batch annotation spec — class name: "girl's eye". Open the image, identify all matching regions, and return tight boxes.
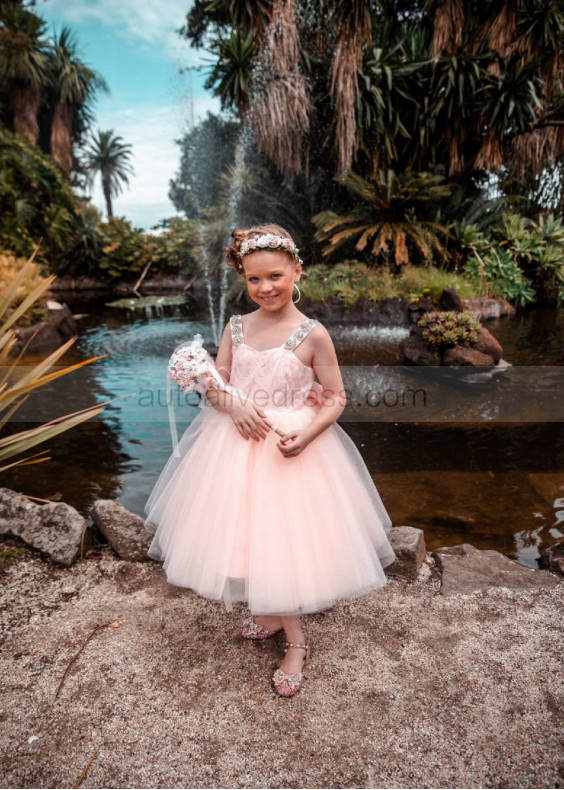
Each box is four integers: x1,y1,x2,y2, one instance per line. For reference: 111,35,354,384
271,274,281,279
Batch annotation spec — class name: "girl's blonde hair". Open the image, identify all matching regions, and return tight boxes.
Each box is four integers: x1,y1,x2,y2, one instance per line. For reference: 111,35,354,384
225,223,297,275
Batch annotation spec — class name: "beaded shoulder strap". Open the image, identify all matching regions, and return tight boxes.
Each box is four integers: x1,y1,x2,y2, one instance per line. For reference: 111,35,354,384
283,318,320,351
230,314,244,346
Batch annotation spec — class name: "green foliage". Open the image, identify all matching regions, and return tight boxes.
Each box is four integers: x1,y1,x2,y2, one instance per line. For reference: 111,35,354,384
417,310,481,351
313,170,453,267
169,113,240,219
0,125,81,264
93,217,200,282
300,261,478,306
460,211,564,306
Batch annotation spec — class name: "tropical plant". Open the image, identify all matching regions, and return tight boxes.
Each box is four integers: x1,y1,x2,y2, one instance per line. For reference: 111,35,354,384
313,169,453,267
186,2,564,187
0,125,81,263
0,249,104,472
47,27,109,174
82,129,134,219
206,30,256,114
462,247,536,306
0,2,49,145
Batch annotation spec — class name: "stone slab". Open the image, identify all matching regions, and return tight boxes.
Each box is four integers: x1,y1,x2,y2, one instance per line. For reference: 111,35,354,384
432,542,561,596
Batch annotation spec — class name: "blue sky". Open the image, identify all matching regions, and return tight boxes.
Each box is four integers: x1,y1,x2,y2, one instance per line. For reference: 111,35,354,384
37,0,221,229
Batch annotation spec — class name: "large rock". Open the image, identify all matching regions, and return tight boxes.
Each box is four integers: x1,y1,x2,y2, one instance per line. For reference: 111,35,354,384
463,297,516,321
0,487,86,566
407,297,436,324
91,500,153,561
442,346,495,366
432,543,561,596
10,300,78,356
386,526,427,580
400,332,439,366
46,300,77,340
538,541,564,576
473,325,503,362
439,287,464,313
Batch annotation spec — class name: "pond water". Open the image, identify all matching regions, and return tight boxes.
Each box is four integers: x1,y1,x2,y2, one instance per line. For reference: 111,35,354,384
4,296,564,569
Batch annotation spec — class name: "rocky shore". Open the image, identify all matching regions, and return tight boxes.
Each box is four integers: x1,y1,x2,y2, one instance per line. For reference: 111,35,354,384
0,488,563,788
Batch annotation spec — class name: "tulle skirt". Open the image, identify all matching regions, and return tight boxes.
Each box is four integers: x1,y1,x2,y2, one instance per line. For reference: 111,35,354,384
144,403,396,615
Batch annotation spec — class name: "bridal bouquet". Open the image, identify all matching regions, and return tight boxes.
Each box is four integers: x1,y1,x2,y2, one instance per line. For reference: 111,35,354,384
168,334,285,438
169,334,232,395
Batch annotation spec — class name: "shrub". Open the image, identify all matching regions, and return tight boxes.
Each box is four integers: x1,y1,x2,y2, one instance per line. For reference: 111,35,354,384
417,310,481,350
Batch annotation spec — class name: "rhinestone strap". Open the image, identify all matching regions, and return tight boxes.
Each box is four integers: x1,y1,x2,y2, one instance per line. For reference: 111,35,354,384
230,314,244,345
283,319,320,351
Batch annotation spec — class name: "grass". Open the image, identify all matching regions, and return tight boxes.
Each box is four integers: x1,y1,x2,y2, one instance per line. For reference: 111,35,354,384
300,261,479,307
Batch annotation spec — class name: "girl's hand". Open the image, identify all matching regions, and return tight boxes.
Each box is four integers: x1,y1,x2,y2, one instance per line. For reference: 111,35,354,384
277,429,312,458
229,398,270,442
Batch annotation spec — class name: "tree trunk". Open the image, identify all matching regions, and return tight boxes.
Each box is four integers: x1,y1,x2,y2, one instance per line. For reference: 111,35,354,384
12,82,40,145
103,177,113,219
50,102,74,173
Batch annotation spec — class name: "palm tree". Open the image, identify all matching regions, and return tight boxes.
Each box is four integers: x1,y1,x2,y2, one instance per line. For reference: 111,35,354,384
82,130,134,219
0,3,49,145
206,30,256,114
48,27,109,174
313,169,454,267
323,0,375,175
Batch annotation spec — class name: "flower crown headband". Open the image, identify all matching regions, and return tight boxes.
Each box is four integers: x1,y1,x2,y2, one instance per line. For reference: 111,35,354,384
237,233,303,270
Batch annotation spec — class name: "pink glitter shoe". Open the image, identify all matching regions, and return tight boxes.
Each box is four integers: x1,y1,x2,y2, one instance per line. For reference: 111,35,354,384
272,641,310,698
241,616,282,640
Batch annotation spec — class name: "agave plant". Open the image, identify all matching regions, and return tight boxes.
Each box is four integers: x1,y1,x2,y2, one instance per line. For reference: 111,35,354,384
0,248,105,472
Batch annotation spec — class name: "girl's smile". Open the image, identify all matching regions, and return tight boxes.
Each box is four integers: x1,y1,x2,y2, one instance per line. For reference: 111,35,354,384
242,250,302,311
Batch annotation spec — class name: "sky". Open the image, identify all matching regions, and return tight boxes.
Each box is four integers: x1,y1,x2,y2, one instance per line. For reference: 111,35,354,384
36,0,221,229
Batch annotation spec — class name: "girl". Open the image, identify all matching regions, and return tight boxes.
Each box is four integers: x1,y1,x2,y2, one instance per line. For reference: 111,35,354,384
144,223,396,697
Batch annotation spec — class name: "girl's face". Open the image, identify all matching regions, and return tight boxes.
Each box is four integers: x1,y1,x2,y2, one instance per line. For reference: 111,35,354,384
242,250,302,311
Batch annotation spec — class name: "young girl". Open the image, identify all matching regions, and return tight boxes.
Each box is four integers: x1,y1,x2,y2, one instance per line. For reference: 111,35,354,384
144,223,396,697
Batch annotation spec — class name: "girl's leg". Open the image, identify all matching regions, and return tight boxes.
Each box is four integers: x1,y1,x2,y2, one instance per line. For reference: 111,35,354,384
279,614,308,674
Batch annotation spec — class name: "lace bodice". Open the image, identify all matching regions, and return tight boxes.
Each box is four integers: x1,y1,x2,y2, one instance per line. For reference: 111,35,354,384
228,314,320,411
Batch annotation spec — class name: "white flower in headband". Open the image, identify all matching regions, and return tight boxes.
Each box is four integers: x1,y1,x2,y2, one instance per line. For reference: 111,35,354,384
238,234,302,270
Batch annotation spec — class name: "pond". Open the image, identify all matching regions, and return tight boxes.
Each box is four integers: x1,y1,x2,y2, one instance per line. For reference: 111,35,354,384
4,295,564,569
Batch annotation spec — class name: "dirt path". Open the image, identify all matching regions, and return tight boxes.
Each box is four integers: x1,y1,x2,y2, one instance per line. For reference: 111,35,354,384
1,544,562,789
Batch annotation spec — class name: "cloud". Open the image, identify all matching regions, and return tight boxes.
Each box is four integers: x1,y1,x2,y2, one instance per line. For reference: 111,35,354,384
84,93,222,229
42,0,206,67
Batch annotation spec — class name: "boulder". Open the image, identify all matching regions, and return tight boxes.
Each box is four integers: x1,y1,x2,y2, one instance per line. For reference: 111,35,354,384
386,525,427,580
0,488,86,566
463,297,516,322
46,300,77,340
432,543,561,596
439,288,464,313
407,297,436,324
11,321,61,354
10,300,78,356
400,332,439,366
91,500,153,562
538,541,564,576
442,346,495,366
472,326,503,363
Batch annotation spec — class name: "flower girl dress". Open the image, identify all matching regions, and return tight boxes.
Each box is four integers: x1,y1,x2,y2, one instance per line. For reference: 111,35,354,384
144,315,396,615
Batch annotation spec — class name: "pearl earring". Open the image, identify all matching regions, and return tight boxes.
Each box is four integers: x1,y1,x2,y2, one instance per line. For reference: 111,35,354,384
293,283,301,304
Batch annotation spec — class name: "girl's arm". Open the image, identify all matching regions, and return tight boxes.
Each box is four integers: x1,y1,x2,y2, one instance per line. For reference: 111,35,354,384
205,321,271,441
277,326,346,457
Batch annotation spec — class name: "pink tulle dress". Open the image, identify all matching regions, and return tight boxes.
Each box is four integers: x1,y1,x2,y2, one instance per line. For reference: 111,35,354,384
144,314,396,615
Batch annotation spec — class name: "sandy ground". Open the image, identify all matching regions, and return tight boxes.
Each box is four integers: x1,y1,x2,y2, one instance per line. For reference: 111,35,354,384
0,542,563,790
